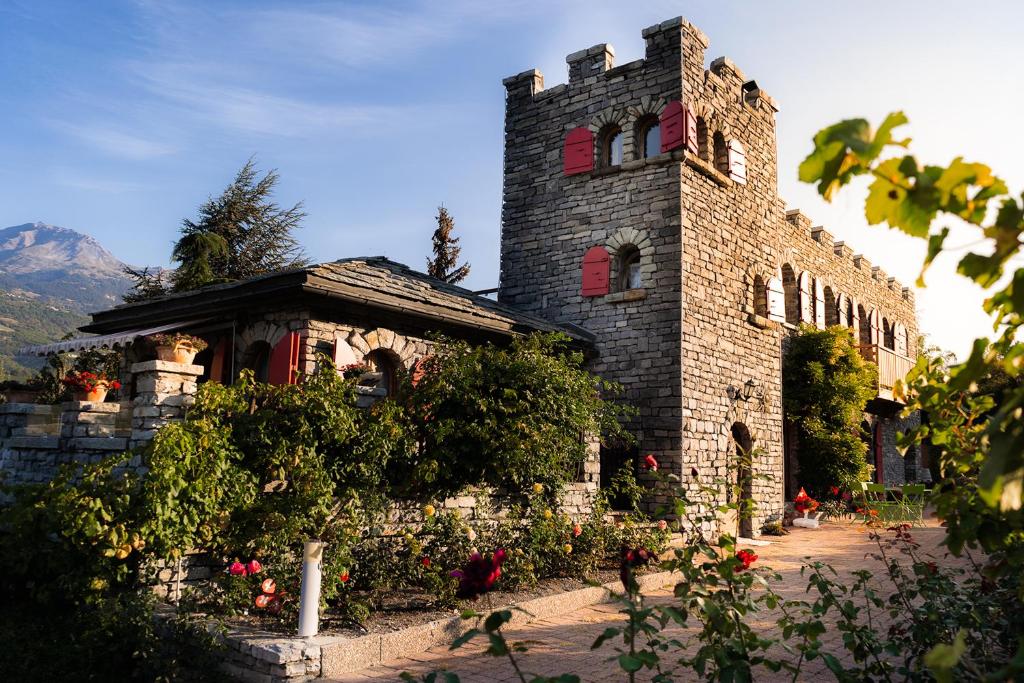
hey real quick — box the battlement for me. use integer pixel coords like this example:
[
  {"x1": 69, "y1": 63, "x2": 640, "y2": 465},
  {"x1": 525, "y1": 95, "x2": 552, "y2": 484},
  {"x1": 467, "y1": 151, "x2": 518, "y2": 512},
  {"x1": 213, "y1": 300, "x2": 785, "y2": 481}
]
[
  {"x1": 502, "y1": 15, "x2": 774, "y2": 110},
  {"x1": 783, "y1": 208, "x2": 913, "y2": 303}
]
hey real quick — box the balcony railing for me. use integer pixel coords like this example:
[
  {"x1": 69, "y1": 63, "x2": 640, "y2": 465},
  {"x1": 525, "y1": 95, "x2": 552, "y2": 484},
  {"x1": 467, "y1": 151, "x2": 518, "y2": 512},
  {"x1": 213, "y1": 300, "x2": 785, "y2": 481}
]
[{"x1": 857, "y1": 344, "x2": 915, "y2": 402}]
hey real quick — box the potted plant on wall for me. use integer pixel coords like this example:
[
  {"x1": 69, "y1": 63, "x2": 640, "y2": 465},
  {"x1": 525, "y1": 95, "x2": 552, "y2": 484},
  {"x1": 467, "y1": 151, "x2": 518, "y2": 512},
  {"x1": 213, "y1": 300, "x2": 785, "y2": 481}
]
[
  {"x1": 148, "y1": 333, "x2": 208, "y2": 365},
  {"x1": 61, "y1": 371, "x2": 121, "y2": 402}
]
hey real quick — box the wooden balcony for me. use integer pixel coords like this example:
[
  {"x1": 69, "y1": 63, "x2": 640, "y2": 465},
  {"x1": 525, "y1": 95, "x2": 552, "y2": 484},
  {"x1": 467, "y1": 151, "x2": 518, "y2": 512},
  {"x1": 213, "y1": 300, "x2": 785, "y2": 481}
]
[{"x1": 857, "y1": 344, "x2": 914, "y2": 404}]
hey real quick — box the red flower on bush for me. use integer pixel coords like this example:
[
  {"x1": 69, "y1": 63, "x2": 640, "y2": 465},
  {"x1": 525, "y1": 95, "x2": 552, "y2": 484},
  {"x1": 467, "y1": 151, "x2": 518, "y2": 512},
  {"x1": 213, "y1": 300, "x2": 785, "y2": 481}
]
[
  {"x1": 247, "y1": 559, "x2": 262, "y2": 575},
  {"x1": 620, "y1": 547, "x2": 655, "y2": 591},
  {"x1": 829, "y1": 486, "x2": 840, "y2": 496},
  {"x1": 339, "y1": 571, "x2": 350, "y2": 583},
  {"x1": 261, "y1": 578, "x2": 276, "y2": 594},
  {"x1": 736, "y1": 549, "x2": 758, "y2": 571},
  {"x1": 450, "y1": 549, "x2": 506, "y2": 599},
  {"x1": 61, "y1": 370, "x2": 121, "y2": 393},
  {"x1": 255, "y1": 594, "x2": 273, "y2": 609},
  {"x1": 643, "y1": 454, "x2": 658, "y2": 471},
  {"x1": 228, "y1": 561, "x2": 246, "y2": 576},
  {"x1": 421, "y1": 556, "x2": 431, "y2": 568},
  {"x1": 794, "y1": 487, "x2": 819, "y2": 514}
]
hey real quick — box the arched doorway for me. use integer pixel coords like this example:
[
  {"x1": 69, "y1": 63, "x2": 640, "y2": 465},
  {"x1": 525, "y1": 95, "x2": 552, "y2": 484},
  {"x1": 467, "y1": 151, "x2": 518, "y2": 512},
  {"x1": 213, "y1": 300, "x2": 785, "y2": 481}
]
[{"x1": 731, "y1": 422, "x2": 755, "y2": 538}]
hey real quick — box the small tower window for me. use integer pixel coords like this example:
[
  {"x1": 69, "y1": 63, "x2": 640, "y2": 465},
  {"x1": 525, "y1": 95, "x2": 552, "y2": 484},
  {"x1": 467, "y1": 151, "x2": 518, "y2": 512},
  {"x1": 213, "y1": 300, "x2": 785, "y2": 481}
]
[
  {"x1": 637, "y1": 116, "x2": 661, "y2": 159},
  {"x1": 601, "y1": 126, "x2": 623, "y2": 167},
  {"x1": 617, "y1": 245, "x2": 642, "y2": 291}
]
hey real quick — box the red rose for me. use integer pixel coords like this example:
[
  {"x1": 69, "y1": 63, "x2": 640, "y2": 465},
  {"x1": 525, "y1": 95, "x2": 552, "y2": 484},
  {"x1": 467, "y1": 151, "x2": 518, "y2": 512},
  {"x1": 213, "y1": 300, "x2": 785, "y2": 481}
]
[
  {"x1": 339, "y1": 571, "x2": 350, "y2": 583},
  {"x1": 736, "y1": 549, "x2": 758, "y2": 571},
  {"x1": 421, "y1": 556, "x2": 431, "y2": 568},
  {"x1": 450, "y1": 549, "x2": 506, "y2": 599},
  {"x1": 643, "y1": 454, "x2": 658, "y2": 471},
  {"x1": 228, "y1": 561, "x2": 246, "y2": 576},
  {"x1": 246, "y1": 559, "x2": 262, "y2": 575}
]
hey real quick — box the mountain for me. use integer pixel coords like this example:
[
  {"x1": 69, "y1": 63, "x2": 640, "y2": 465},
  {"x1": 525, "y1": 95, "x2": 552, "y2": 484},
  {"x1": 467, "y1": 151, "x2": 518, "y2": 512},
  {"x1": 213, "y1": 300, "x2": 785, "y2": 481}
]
[
  {"x1": 0, "y1": 222, "x2": 132, "y2": 313},
  {"x1": 0, "y1": 222, "x2": 133, "y2": 380}
]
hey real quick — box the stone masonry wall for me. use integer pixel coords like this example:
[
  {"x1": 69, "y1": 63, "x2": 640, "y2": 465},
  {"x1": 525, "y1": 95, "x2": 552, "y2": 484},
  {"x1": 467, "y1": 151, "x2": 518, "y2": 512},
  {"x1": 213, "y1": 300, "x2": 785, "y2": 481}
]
[{"x1": 498, "y1": 16, "x2": 920, "y2": 534}]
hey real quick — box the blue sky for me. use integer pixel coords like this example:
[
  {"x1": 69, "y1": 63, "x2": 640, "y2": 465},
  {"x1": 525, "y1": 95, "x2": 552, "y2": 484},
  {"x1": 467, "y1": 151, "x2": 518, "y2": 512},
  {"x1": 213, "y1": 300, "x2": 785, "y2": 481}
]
[{"x1": 1, "y1": 0, "x2": 1022, "y2": 358}]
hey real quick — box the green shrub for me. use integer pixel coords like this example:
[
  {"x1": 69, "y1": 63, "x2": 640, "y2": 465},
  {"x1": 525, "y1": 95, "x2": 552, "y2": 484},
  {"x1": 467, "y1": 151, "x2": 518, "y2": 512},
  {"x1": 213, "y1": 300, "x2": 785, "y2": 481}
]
[{"x1": 782, "y1": 325, "x2": 877, "y2": 496}]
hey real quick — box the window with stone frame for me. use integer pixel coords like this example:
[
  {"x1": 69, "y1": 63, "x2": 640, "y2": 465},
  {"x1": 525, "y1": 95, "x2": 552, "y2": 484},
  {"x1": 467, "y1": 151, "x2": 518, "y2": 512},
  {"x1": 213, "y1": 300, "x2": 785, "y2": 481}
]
[
  {"x1": 753, "y1": 274, "x2": 769, "y2": 318},
  {"x1": 363, "y1": 349, "x2": 401, "y2": 397},
  {"x1": 600, "y1": 125, "x2": 624, "y2": 167},
  {"x1": 616, "y1": 245, "x2": 642, "y2": 291},
  {"x1": 696, "y1": 116, "x2": 710, "y2": 161},
  {"x1": 636, "y1": 115, "x2": 661, "y2": 159},
  {"x1": 243, "y1": 340, "x2": 272, "y2": 383},
  {"x1": 713, "y1": 131, "x2": 729, "y2": 174}
]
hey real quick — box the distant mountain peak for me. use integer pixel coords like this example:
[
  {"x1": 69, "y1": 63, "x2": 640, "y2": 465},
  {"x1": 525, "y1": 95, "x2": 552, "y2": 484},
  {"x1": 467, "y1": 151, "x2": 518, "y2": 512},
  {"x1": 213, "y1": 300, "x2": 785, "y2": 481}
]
[{"x1": 0, "y1": 221, "x2": 132, "y2": 314}]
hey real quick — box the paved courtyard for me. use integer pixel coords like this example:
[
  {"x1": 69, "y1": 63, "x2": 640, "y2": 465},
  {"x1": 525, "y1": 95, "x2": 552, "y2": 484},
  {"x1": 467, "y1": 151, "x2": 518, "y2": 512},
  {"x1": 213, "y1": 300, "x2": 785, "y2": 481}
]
[{"x1": 327, "y1": 516, "x2": 957, "y2": 682}]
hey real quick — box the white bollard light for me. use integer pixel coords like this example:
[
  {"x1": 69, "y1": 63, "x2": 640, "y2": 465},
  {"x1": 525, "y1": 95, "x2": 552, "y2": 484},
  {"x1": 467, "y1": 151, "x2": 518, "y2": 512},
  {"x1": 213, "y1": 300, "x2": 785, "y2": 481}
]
[{"x1": 297, "y1": 541, "x2": 324, "y2": 637}]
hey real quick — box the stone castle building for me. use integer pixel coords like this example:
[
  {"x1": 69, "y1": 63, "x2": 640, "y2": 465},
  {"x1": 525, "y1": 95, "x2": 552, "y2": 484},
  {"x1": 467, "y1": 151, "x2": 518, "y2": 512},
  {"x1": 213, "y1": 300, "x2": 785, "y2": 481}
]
[
  {"x1": 9, "y1": 16, "x2": 922, "y2": 536},
  {"x1": 498, "y1": 17, "x2": 921, "y2": 532}
]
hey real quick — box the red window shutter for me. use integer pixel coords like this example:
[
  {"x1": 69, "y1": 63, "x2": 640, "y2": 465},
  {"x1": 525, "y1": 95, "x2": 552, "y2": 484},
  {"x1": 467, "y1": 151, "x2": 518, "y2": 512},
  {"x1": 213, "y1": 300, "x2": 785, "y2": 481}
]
[
  {"x1": 659, "y1": 101, "x2": 685, "y2": 153},
  {"x1": 684, "y1": 106, "x2": 699, "y2": 154},
  {"x1": 581, "y1": 246, "x2": 610, "y2": 297},
  {"x1": 268, "y1": 332, "x2": 301, "y2": 385},
  {"x1": 564, "y1": 127, "x2": 594, "y2": 176},
  {"x1": 208, "y1": 337, "x2": 229, "y2": 384},
  {"x1": 767, "y1": 277, "x2": 786, "y2": 322}
]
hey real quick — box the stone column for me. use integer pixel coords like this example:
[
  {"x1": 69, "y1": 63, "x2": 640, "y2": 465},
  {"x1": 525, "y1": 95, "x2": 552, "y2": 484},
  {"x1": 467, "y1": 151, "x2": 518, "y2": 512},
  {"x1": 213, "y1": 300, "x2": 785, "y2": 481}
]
[{"x1": 130, "y1": 360, "x2": 202, "y2": 447}]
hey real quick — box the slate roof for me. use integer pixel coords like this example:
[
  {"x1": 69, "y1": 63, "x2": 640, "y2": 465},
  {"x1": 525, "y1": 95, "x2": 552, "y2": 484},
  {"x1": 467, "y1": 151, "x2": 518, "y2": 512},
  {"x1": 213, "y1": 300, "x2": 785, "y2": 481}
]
[{"x1": 83, "y1": 257, "x2": 594, "y2": 344}]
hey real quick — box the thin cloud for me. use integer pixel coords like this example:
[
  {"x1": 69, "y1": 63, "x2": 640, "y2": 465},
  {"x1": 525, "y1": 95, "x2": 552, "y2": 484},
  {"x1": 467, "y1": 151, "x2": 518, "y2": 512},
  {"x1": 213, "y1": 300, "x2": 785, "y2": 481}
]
[
  {"x1": 128, "y1": 60, "x2": 422, "y2": 138},
  {"x1": 50, "y1": 121, "x2": 177, "y2": 160}
]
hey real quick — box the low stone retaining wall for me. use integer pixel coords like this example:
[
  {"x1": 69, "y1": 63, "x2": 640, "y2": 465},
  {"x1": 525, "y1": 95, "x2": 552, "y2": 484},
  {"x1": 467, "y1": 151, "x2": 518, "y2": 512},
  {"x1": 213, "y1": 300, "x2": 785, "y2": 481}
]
[{"x1": 173, "y1": 569, "x2": 677, "y2": 682}]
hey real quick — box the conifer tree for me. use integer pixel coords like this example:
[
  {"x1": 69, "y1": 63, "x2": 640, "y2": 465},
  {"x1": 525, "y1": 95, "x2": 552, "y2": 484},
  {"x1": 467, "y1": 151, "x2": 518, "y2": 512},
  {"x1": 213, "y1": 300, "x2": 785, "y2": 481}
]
[
  {"x1": 124, "y1": 158, "x2": 307, "y2": 301},
  {"x1": 426, "y1": 206, "x2": 470, "y2": 284}
]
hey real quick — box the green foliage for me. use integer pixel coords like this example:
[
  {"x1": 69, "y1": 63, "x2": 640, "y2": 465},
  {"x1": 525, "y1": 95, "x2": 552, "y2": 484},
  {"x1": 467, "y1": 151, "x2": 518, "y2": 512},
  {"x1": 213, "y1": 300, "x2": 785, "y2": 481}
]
[
  {"x1": 126, "y1": 158, "x2": 307, "y2": 300},
  {"x1": 403, "y1": 333, "x2": 634, "y2": 498},
  {"x1": 426, "y1": 206, "x2": 471, "y2": 284},
  {"x1": 782, "y1": 326, "x2": 877, "y2": 496}
]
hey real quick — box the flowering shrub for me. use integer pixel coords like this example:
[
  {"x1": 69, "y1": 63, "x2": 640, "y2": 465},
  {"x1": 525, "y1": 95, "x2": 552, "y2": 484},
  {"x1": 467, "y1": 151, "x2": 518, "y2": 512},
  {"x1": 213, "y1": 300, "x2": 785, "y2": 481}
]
[
  {"x1": 793, "y1": 487, "x2": 820, "y2": 515},
  {"x1": 61, "y1": 370, "x2": 121, "y2": 393}
]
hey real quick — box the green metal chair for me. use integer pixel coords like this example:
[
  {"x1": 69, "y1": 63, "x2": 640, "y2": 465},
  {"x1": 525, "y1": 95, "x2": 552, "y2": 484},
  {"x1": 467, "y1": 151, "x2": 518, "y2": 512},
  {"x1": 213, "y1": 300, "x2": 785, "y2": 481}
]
[
  {"x1": 900, "y1": 484, "x2": 928, "y2": 525},
  {"x1": 860, "y1": 482, "x2": 900, "y2": 522}
]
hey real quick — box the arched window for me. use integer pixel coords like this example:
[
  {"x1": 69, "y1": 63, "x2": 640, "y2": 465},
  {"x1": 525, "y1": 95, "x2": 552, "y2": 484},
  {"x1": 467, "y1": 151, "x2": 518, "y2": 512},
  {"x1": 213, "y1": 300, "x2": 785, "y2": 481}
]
[
  {"x1": 363, "y1": 349, "x2": 401, "y2": 397},
  {"x1": 696, "y1": 117, "x2": 709, "y2": 161},
  {"x1": 600, "y1": 125, "x2": 623, "y2": 167},
  {"x1": 753, "y1": 274, "x2": 768, "y2": 318},
  {"x1": 781, "y1": 264, "x2": 798, "y2": 325},
  {"x1": 637, "y1": 116, "x2": 661, "y2": 159},
  {"x1": 882, "y1": 317, "x2": 895, "y2": 350},
  {"x1": 857, "y1": 304, "x2": 870, "y2": 346},
  {"x1": 616, "y1": 245, "x2": 642, "y2": 291},
  {"x1": 243, "y1": 341, "x2": 272, "y2": 383},
  {"x1": 824, "y1": 287, "x2": 838, "y2": 327},
  {"x1": 713, "y1": 131, "x2": 728, "y2": 173}
]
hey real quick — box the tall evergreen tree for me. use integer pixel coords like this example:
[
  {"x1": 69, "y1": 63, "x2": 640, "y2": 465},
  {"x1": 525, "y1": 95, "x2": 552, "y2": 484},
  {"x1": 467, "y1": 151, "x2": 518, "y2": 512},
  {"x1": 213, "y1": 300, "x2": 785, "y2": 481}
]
[
  {"x1": 426, "y1": 206, "x2": 470, "y2": 284},
  {"x1": 124, "y1": 159, "x2": 307, "y2": 301}
]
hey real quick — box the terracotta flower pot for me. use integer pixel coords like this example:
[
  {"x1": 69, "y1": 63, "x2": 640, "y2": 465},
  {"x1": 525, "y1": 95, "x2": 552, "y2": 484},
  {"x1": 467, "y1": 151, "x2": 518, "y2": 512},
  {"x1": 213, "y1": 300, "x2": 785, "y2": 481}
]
[
  {"x1": 75, "y1": 386, "x2": 108, "y2": 403},
  {"x1": 156, "y1": 344, "x2": 198, "y2": 365}
]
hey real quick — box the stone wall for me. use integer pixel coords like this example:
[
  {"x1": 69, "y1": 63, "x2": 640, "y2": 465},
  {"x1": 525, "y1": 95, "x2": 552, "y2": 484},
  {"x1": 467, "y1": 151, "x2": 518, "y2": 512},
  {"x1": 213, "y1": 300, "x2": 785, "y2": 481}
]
[{"x1": 498, "y1": 16, "x2": 921, "y2": 534}]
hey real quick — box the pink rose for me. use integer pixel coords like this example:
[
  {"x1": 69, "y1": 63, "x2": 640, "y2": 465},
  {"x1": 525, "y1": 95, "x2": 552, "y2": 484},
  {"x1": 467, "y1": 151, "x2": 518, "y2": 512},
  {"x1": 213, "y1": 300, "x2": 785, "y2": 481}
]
[
  {"x1": 657, "y1": 520, "x2": 668, "y2": 531},
  {"x1": 246, "y1": 559, "x2": 262, "y2": 575},
  {"x1": 643, "y1": 454, "x2": 658, "y2": 471},
  {"x1": 572, "y1": 524, "x2": 583, "y2": 538},
  {"x1": 229, "y1": 561, "x2": 246, "y2": 576}
]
